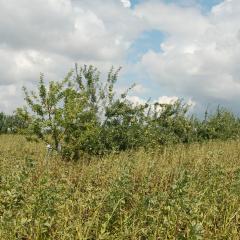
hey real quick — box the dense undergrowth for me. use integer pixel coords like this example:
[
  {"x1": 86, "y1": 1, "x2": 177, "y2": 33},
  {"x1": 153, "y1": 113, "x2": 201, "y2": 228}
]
[{"x1": 1, "y1": 135, "x2": 240, "y2": 239}]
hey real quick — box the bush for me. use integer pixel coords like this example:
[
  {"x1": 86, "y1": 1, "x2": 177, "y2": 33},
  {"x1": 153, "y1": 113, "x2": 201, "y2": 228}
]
[
  {"x1": 197, "y1": 107, "x2": 240, "y2": 141},
  {"x1": 0, "y1": 112, "x2": 26, "y2": 134},
  {"x1": 14, "y1": 64, "x2": 240, "y2": 160}
]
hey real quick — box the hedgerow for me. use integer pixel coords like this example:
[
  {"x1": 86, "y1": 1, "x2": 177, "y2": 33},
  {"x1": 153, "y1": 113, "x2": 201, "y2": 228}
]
[{"x1": 2, "y1": 64, "x2": 239, "y2": 160}]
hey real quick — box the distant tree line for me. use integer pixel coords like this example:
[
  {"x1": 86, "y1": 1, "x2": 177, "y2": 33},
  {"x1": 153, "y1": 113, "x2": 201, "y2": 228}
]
[
  {"x1": 1, "y1": 64, "x2": 240, "y2": 160},
  {"x1": 0, "y1": 112, "x2": 27, "y2": 134}
]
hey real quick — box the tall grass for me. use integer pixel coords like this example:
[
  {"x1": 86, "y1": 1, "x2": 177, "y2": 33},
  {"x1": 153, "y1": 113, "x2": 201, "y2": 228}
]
[{"x1": 1, "y1": 135, "x2": 240, "y2": 239}]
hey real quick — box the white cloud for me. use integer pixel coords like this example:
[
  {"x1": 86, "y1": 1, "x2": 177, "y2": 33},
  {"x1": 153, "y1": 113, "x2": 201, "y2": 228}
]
[
  {"x1": 0, "y1": 0, "x2": 142, "y2": 66},
  {"x1": 1, "y1": 0, "x2": 240, "y2": 114},
  {"x1": 134, "y1": 0, "x2": 240, "y2": 112},
  {"x1": 0, "y1": 85, "x2": 20, "y2": 113},
  {"x1": 135, "y1": 1, "x2": 209, "y2": 38},
  {"x1": 127, "y1": 95, "x2": 196, "y2": 114},
  {"x1": 127, "y1": 95, "x2": 146, "y2": 105},
  {"x1": 121, "y1": 0, "x2": 131, "y2": 8},
  {"x1": 157, "y1": 96, "x2": 178, "y2": 105},
  {"x1": 132, "y1": 84, "x2": 149, "y2": 94},
  {"x1": 0, "y1": 0, "x2": 143, "y2": 112}
]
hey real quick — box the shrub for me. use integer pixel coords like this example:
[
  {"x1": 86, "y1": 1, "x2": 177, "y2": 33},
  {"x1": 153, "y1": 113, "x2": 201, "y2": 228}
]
[
  {"x1": 197, "y1": 107, "x2": 240, "y2": 141},
  {"x1": 16, "y1": 64, "x2": 240, "y2": 160},
  {"x1": 0, "y1": 112, "x2": 26, "y2": 134}
]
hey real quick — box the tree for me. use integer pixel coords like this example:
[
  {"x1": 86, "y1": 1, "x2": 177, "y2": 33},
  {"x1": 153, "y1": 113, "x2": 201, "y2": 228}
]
[{"x1": 20, "y1": 65, "x2": 124, "y2": 160}]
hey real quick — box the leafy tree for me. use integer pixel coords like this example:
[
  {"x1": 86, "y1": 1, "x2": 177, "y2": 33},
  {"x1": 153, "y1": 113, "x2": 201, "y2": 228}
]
[
  {"x1": 18, "y1": 64, "x2": 240, "y2": 160},
  {"x1": 197, "y1": 107, "x2": 240, "y2": 140},
  {"x1": 102, "y1": 99, "x2": 148, "y2": 151},
  {"x1": 0, "y1": 112, "x2": 26, "y2": 134},
  {"x1": 19, "y1": 65, "x2": 125, "y2": 160},
  {"x1": 145, "y1": 100, "x2": 196, "y2": 145},
  {"x1": 0, "y1": 112, "x2": 8, "y2": 133}
]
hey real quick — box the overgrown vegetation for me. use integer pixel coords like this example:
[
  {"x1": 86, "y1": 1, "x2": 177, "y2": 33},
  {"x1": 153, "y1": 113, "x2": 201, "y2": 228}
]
[
  {"x1": 1, "y1": 135, "x2": 240, "y2": 239},
  {"x1": 1, "y1": 64, "x2": 240, "y2": 160},
  {"x1": 1, "y1": 65, "x2": 240, "y2": 239}
]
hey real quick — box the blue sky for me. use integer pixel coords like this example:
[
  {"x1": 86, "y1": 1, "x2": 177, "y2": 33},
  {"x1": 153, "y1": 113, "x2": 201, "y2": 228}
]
[
  {"x1": 124, "y1": 0, "x2": 227, "y2": 113},
  {"x1": 127, "y1": 30, "x2": 165, "y2": 63},
  {"x1": 128, "y1": 0, "x2": 224, "y2": 65},
  {"x1": 131, "y1": 0, "x2": 223, "y2": 9}
]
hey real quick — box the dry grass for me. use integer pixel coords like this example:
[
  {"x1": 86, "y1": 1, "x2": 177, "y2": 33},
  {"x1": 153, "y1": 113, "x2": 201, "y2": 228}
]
[{"x1": 1, "y1": 135, "x2": 240, "y2": 239}]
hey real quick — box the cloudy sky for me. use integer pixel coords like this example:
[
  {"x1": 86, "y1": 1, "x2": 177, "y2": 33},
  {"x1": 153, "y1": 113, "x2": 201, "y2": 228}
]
[{"x1": 1, "y1": 0, "x2": 240, "y2": 114}]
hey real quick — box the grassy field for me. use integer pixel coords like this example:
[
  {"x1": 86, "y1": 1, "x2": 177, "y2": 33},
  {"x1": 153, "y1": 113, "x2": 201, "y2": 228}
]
[{"x1": 1, "y1": 136, "x2": 240, "y2": 239}]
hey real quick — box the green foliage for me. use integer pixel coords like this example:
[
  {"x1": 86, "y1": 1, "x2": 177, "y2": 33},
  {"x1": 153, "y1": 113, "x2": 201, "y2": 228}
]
[
  {"x1": 102, "y1": 99, "x2": 148, "y2": 151},
  {"x1": 19, "y1": 70, "x2": 98, "y2": 160},
  {"x1": 0, "y1": 112, "x2": 26, "y2": 134},
  {"x1": 7, "y1": 64, "x2": 240, "y2": 160},
  {"x1": 0, "y1": 112, "x2": 8, "y2": 133},
  {"x1": 146, "y1": 100, "x2": 197, "y2": 145},
  {"x1": 197, "y1": 107, "x2": 240, "y2": 141},
  {"x1": 1, "y1": 135, "x2": 240, "y2": 239}
]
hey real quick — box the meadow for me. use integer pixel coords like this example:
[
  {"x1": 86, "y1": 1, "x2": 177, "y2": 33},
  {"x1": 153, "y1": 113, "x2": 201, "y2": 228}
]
[{"x1": 1, "y1": 135, "x2": 240, "y2": 239}]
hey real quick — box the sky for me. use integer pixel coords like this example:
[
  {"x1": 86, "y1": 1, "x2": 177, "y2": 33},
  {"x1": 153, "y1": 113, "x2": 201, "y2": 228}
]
[{"x1": 0, "y1": 0, "x2": 240, "y2": 115}]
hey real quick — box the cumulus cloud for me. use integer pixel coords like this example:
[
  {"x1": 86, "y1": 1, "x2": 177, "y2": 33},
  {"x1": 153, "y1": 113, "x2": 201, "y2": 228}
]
[
  {"x1": 0, "y1": 85, "x2": 20, "y2": 113},
  {"x1": 0, "y1": 0, "x2": 240, "y2": 114},
  {"x1": 0, "y1": 0, "x2": 143, "y2": 112},
  {"x1": 127, "y1": 95, "x2": 146, "y2": 105},
  {"x1": 135, "y1": 0, "x2": 240, "y2": 112},
  {"x1": 127, "y1": 95, "x2": 196, "y2": 115},
  {"x1": 157, "y1": 96, "x2": 195, "y2": 109},
  {"x1": 121, "y1": 0, "x2": 131, "y2": 8},
  {"x1": 0, "y1": 0, "x2": 141, "y2": 62},
  {"x1": 132, "y1": 84, "x2": 149, "y2": 94},
  {"x1": 157, "y1": 96, "x2": 178, "y2": 104}
]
